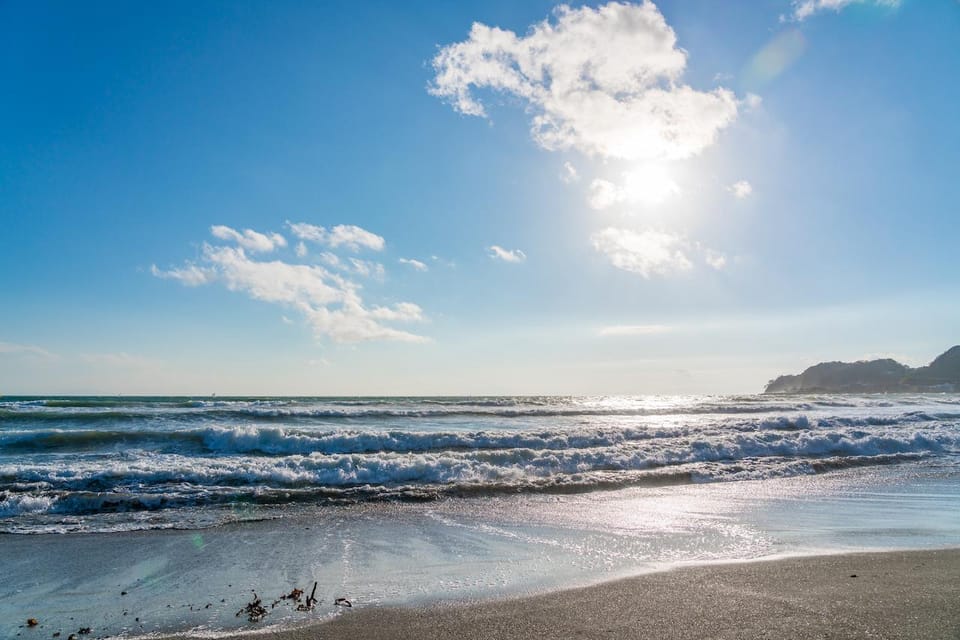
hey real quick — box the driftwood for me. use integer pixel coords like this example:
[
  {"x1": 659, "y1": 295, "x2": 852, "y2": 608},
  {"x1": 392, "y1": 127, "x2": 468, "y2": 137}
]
[{"x1": 297, "y1": 582, "x2": 319, "y2": 611}]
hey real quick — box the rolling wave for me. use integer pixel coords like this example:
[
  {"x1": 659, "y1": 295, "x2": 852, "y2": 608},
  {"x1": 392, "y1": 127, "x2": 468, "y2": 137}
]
[
  {"x1": 2, "y1": 394, "x2": 958, "y2": 533},
  {"x1": 0, "y1": 411, "x2": 953, "y2": 456}
]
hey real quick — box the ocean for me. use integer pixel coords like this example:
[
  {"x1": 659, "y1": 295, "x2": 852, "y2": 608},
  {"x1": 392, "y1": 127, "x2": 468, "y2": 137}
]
[{"x1": 1, "y1": 394, "x2": 959, "y2": 637}]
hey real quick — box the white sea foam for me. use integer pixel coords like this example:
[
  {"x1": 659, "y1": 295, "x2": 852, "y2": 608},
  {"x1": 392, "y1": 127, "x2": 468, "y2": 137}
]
[
  {"x1": 0, "y1": 493, "x2": 57, "y2": 517},
  {"x1": 1, "y1": 394, "x2": 959, "y2": 531}
]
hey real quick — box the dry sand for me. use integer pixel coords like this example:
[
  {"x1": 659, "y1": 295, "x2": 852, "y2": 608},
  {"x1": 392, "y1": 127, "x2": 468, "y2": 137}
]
[{"x1": 203, "y1": 549, "x2": 960, "y2": 640}]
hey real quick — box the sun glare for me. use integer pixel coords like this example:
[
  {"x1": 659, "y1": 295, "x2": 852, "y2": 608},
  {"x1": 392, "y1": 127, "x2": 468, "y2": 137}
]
[{"x1": 621, "y1": 163, "x2": 682, "y2": 206}]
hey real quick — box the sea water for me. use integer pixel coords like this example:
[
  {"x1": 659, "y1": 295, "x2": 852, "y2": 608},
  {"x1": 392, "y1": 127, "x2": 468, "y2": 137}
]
[{"x1": 1, "y1": 395, "x2": 958, "y2": 637}]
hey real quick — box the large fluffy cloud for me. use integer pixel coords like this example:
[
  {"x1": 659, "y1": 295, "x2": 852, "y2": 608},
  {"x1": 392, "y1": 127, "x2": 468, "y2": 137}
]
[
  {"x1": 153, "y1": 224, "x2": 426, "y2": 344},
  {"x1": 430, "y1": 1, "x2": 739, "y2": 162}
]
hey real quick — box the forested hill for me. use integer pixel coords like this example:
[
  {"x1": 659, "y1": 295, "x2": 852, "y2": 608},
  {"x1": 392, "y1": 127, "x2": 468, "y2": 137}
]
[{"x1": 764, "y1": 346, "x2": 960, "y2": 393}]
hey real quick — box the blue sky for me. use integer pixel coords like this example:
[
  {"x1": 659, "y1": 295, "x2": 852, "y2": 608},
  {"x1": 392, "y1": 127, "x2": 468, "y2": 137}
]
[{"x1": 1, "y1": 0, "x2": 958, "y2": 395}]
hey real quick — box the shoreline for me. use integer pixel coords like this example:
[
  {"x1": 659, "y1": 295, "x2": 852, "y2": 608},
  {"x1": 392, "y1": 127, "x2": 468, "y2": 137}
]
[{"x1": 164, "y1": 547, "x2": 960, "y2": 640}]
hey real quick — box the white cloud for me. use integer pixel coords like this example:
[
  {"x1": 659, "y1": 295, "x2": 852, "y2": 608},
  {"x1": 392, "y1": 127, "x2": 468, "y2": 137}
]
[
  {"x1": 286, "y1": 222, "x2": 385, "y2": 252},
  {"x1": 590, "y1": 228, "x2": 692, "y2": 277},
  {"x1": 150, "y1": 263, "x2": 215, "y2": 286},
  {"x1": 588, "y1": 180, "x2": 620, "y2": 210},
  {"x1": 704, "y1": 249, "x2": 728, "y2": 270},
  {"x1": 399, "y1": 258, "x2": 429, "y2": 272},
  {"x1": 348, "y1": 258, "x2": 386, "y2": 279},
  {"x1": 317, "y1": 252, "x2": 342, "y2": 268},
  {"x1": 154, "y1": 226, "x2": 426, "y2": 344},
  {"x1": 80, "y1": 352, "x2": 154, "y2": 368},
  {"x1": 788, "y1": 0, "x2": 900, "y2": 21},
  {"x1": 743, "y1": 93, "x2": 763, "y2": 110},
  {"x1": 210, "y1": 225, "x2": 286, "y2": 253},
  {"x1": 488, "y1": 245, "x2": 527, "y2": 263},
  {"x1": 295, "y1": 241, "x2": 308, "y2": 258},
  {"x1": 302, "y1": 302, "x2": 428, "y2": 344},
  {"x1": 561, "y1": 161, "x2": 580, "y2": 183},
  {"x1": 203, "y1": 245, "x2": 346, "y2": 307},
  {"x1": 588, "y1": 164, "x2": 681, "y2": 210},
  {"x1": 598, "y1": 324, "x2": 670, "y2": 337},
  {"x1": 431, "y1": 255, "x2": 457, "y2": 269},
  {"x1": 727, "y1": 180, "x2": 753, "y2": 199},
  {"x1": 369, "y1": 302, "x2": 425, "y2": 322},
  {"x1": 430, "y1": 1, "x2": 739, "y2": 162},
  {"x1": 0, "y1": 341, "x2": 56, "y2": 358}
]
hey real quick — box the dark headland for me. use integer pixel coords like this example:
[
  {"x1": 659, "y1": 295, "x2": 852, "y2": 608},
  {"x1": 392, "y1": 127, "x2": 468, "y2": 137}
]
[{"x1": 764, "y1": 345, "x2": 960, "y2": 394}]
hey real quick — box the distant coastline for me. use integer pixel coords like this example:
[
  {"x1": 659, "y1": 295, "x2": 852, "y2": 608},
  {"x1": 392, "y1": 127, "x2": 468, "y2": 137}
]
[{"x1": 764, "y1": 346, "x2": 960, "y2": 394}]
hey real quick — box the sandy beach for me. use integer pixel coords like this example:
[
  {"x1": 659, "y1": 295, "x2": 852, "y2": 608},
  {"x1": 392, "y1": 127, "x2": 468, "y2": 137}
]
[{"x1": 200, "y1": 549, "x2": 960, "y2": 640}]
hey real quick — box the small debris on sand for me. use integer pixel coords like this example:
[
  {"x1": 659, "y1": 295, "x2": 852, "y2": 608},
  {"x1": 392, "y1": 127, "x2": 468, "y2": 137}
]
[
  {"x1": 236, "y1": 592, "x2": 268, "y2": 623},
  {"x1": 27, "y1": 619, "x2": 39, "y2": 627}
]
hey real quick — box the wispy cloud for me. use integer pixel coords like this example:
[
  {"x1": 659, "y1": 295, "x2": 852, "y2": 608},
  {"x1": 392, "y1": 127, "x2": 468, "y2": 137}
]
[
  {"x1": 704, "y1": 249, "x2": 728, "y2": 271},
  {"x1": 0, "y1": 341, "x2": 57, "y2": 359},
  {"x1": 153, "y1": 225, "x2": 427, "y2": 344},
  {"x1": 598, "y1": 325, "x2": 671, "y2": 337},
  {"x1": 150, "y1": 263, "x2": 215, "y2": 286},
  {"x1": 591, "y1": 228, "x2": 692, "y2": 278},
  {"x1": 80, "y1": 352, "x2": 155, "y2": 368},
  {"x1": 787, "y1": 0, "x2": 900, "y2": 22},
  {"x1": 430, "y1": 1, "x2": 739, "y2": 162},
  {"x1": 347, "y1": 258, "x2": 385, "y2": 280},
  {"x1": 487, "y1": 245, "x2": 527, "y2": 263},
  {"x1": 211, "y1": 225, "x2": 286, "y2": 253},
  {"x1": 286, "y1": 222, "x2": 385, "y2": 252},
  {"x1": 727, "y1": 180, "x2": 753, "y2": 199},
  {"x1": 399, "y1": 258, "x2": 428, "y2": 272},
  {"x1": 560, "y1": 162, "x2": 579, "y2": 184}
]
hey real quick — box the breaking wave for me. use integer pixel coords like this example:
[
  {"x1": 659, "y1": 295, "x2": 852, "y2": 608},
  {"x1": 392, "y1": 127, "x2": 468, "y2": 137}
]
[{"x1": 1, "y1": 394, "x2": 958, "y2": 532}]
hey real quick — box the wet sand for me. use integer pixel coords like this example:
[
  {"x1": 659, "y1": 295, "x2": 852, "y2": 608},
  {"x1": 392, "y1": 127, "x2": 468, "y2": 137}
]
[{"x1": 204, "y1": 548, "x2": 960, "y2": 640}]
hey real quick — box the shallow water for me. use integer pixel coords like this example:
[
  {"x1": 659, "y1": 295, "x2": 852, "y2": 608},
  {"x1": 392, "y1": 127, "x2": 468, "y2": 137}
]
[{"x1": 1, "y1": 462, "x2": 958, "y2": 638}]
